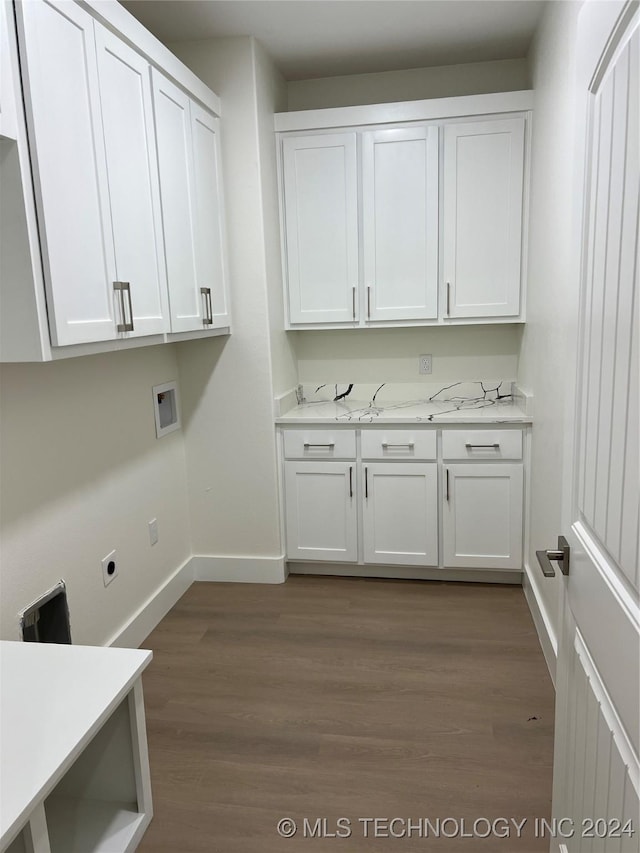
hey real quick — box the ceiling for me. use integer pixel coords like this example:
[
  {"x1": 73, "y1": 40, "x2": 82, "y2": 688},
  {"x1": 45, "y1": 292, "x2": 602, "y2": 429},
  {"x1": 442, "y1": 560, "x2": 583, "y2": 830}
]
[{"x1": 121, "y1": 0, "x2": 546, "y2": 80}]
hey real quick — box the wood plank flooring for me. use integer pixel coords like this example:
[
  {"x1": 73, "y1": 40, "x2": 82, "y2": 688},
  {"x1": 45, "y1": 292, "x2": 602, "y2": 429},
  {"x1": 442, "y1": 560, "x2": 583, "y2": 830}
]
[{"x1": 137, "y1": 576, "x2": 555, "y2": 852}]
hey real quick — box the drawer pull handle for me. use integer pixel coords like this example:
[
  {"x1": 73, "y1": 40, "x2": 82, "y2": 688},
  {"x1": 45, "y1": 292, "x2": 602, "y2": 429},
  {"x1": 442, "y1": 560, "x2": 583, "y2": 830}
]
[
  {"x1": 465, "y1": 443, "x2": 500, "y2": 449},
  {"x1": 303, "y1": 443, "x2": 335, "y2": 449},
  {"x1": 365, "y1": 466, "x2": 369, "y2": 499},
  {"x1": 381, "y1": 442, "x2": 415, "y2": 449},
  {"x1": 349, "y1": 466, "x2": 353, "y2": 498},
  {"x1": 446, "y1": 468, "x2": 450, "y2": 502}
]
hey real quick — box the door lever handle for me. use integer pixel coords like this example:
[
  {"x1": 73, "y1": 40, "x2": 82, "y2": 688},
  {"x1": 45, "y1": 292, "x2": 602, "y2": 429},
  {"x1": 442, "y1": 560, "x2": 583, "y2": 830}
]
[{"x1": 536, "y1": 536, "x2": 570, "y2": 577}]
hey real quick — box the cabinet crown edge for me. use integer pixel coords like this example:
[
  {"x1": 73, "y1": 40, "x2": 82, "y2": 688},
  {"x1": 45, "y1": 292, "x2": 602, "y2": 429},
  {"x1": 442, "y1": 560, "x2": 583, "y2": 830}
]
[{"x1": 274, "y1": 89, "x2": 534, "y2": 133}]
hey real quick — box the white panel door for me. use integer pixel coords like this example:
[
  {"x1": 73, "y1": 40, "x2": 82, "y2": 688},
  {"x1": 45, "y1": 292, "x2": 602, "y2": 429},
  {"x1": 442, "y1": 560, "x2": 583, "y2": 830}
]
[
  {"x1": 362, "y1": 127, "x2": 439, "y2": 321},
  {"x1": 16, "y1": 0, "x2": 117, "y2": 345},
  {"x1": 284, "y1": 461, "x2": 357, "y2": 562},
  {"x1": 549, "y1": 4, "x2": 639, "y2": 848},
  {"x1": 191, "y1": 102, "x2": 231, "y2": 328},
  {"x1": 94, "y1": 24, "x2": 168, "y2": 338},
  {"x1": 362, "y1": 463, "x2": 438, "y2": 566},
  {"x1": 151, "y1": 69, "x2": 203, "y2": 333},
  {"x1": 282, "y1": 133, "x2": 359, "y2": 325},
  {"x1": 443, "y1": 463, "x2": 523, "y2": 569},
  {"x1": 443, "y1": 117, "x2": 524, "y2": 318}
]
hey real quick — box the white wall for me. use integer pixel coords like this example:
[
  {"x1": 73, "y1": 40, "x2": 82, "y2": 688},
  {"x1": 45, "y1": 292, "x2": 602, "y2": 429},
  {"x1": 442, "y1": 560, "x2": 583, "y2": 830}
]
[
  {"x1": 296, "y1": 325, "x2": 522, "y2": 384},
  {"x1": 287, "y1": 57, "x2": 529, "y2": 110},
  {"x1": 254, "y1": 40, "x2": 298, "y2": 397},
  {"x1": 170, "y1": 37, "x2": 283, "y2": 560},
  {"x1": 519, "y1": 0, "x2": 582, "y2": 655},
  {"x1": 0, "y1": 346, "x2": 191, "y2": 644}
]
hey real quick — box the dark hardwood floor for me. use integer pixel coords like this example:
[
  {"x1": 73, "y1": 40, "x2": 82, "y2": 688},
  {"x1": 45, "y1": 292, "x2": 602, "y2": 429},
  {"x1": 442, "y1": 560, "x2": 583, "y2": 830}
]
[{"x1": 137, "y1": 576, "x2": 555, "y2": 852}]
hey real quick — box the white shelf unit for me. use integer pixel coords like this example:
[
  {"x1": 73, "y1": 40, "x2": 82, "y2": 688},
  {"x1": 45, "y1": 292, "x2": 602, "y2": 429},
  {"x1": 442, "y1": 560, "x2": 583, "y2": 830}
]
[{"x1": 0, "y1": 642, "x2": 153, "y2": 853}]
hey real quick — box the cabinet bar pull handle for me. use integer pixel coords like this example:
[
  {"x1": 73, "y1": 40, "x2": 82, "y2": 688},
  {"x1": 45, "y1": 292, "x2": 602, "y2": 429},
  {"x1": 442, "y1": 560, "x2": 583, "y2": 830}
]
[
  {"x1": 367, "y1": 285, "x2": 371, "y2": 319},
  {"x1": 446, "y1": 468, "x2": 450, "y2": 502},
  {"x1": 201, "y1": 287, "x2": 213, "y2": 325},
  {"x1": 446, "y1": 282, "x2": 451, "y2": 316},
  {"x1": 381, "y1": 442, "x2": 415, "y2": 449},
  {"x1": 349, "y1": 466, "x2": 353, "y2": 498},
  {"x1": 303, "y1": 442, "x2": 335, "y2": 448},
  {"x1": 352, "y1": 286, "x2": 356, "y2": 320},
  {"x1": 365, "y1": 466, "x2": 369, "y2": 499},
  {"x1": 113, "y1": 282, "x2": 134, "y2": 332},
  {"x1": 465, "y1": 443, "x2": 500, "y2": 449}
]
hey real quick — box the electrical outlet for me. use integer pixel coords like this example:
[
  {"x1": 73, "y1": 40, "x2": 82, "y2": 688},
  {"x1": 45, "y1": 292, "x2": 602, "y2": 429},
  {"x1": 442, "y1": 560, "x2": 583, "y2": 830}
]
[
  {"x1": 419, "y1": 354, "x2": 432, "y2": 375},
  {"x1": 101, "y1": 550, "x2": 118, "y2": 587},
  {"x1": 149, "y1": 518, "x2": 158, "y2": 546}
]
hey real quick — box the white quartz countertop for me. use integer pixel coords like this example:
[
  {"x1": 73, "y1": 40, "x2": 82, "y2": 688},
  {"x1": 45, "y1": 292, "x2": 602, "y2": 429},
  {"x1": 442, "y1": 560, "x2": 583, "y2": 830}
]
[
  {"x1": 277, "y1": 399, "x2": 530, "y2": 424},
  {"x1": 276, "y1": 381, "x2": 532, "y2": 425}
]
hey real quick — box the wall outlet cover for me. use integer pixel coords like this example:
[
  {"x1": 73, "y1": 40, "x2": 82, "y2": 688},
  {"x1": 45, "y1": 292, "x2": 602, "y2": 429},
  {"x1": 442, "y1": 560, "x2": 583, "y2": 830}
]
[
  {"x1": 101, "y1": 550, "x2": 118, "y2": 587},
  {"x1": 419, "y1": 354, "x2": 432, "y2": 375}
]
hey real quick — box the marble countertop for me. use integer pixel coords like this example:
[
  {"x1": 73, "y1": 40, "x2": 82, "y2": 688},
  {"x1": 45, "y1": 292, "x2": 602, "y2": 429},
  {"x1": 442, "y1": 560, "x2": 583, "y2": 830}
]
[{"x1": 276, "y1": 381, "x2": 532, "y2": 425}]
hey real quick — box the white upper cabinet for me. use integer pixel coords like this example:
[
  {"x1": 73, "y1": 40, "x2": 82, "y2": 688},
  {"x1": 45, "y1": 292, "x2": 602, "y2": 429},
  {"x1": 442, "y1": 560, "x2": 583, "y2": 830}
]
[
  {"x1": 362, "y1": 127, "x2": 438, "y2": 322},
  {"x1": 276, "y1": 94, "x2": 531, "y2": 329},
  {"x1": 442, "y1": 117, "x2": 525, "y2": 318},
  {"x1": 152, "y1": 71, "x2": 201, "y2": 333},
  {"x1": 191, "y1": 102, "x2": 230, "y2": 328},
  {"x1": 152, "y1": 70, "x2": 230, "y2": 333},
  {"x1": 17, "y1": 0, "x2": 118, "y2": 346},
  {"x1": 0, "y1": 0, "x2": 18, "y2": 140},
  {"x1": 282, "y1": 133, "x2": 359, "y2": 324},
  {"x1": 3, "y1": 0, "x2": 229, "y2": 360},
  {"x1": 94, "y1": 23, "x2": 168, "y2": 338}
]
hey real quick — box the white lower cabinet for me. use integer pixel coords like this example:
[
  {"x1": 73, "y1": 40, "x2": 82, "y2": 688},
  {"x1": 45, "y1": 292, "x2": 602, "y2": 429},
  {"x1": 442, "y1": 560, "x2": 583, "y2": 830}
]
[
  {"x1": 362, "y1": 463, "x2": 438, "y2": 566},
  {"x1": 284, "y1": 461, "x2": 358, "y2": 562},
  {"x1": 442, "y1": 463, "x2": 523, "y2": 569},
  {"x1": 281, "y1": 426, "x2": 526, "y2": 575}
]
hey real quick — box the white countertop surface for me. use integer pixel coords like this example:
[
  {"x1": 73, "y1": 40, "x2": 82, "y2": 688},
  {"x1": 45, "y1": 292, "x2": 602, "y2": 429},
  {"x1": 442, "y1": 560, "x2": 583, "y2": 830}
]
[
  {"x1": 277, "y1": 399, "x2": 531, "y2": 424},
  {"x1": 0, "y1": 641, "x2": 152, "y2": 847}
]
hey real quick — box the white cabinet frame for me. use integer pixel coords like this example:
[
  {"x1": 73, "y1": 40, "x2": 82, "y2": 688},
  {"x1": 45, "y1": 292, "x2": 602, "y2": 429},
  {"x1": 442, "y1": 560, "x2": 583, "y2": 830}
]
[{"x1": 276, "y1": 91, "x2": 533, "y2": 331}]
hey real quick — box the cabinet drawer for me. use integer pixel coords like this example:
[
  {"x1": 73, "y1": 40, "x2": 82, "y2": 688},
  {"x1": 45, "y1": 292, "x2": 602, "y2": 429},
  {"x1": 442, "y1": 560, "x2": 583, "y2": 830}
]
[
  {"x1": 283, "y1": 429, "x2": 356, "y2": 459},
  {"x1": 361, "y1": 429, "x2": 436, "y2": 460},
  {"x1": 442, "y1": 429, "x2": 522, "y2": 460}
]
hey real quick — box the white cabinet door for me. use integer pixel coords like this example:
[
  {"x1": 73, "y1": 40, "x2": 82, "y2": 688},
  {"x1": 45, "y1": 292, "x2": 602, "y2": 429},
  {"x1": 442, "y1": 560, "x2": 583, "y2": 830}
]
[
  {"x1": 362, "y1": 127, "x2": 438, "y2": 321},
  {"x1": 16, "y1": 0, "x2": 117, "y2": 346},
  {"x1": 363, "y1": 463, "x2": 438, "y2": 566},
  {"x1": 151, "y1": 70, "x2": 203, "y2": 333},
  {"x1": 282, "y1": 133, "x2": 359, "y2": 325},
  {"x1": 443, "y1": 463, "x2": 523, "y2": 569},
  {"x1": 284, "y1": 461, "x2": 357, "y2": 562},
  {"x1": 191, "y1": 102, "x2": 230, "y2": 328},
  {"x1": 0, "y1": 0, "x2": 18, "y2": 140},
  {"x1": 443, "y1": 117, "x2": 525, "y2": 318},
  {"x1": 94, "y1": 24, "x2": 168, "y2": 338}
]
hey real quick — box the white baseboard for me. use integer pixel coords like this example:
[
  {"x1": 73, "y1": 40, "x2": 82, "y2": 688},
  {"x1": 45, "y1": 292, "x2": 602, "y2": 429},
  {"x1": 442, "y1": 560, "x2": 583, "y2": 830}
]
[
  {"x1": 107, "y1": 559, "x2": 194, "y2": 649},
  {"x1": 191, "y1": 554, "x2": 287, "y2": 584},
  {"x1": 523, "y1": 561, "x2": 558, "y2": 686},
  {"x1": 288, "y1": 562, "x2": 522, "y2": 584}
]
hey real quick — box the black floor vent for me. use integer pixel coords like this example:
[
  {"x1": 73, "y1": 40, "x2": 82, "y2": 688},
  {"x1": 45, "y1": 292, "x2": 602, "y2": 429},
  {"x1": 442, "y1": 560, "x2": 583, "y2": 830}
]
[{"x1": 20, "y1": 580, "x2": 72, "y2": 643}]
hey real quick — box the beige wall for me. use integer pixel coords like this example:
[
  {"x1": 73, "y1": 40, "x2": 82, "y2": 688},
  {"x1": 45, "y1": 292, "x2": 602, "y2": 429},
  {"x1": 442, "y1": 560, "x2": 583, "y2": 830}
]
[
  {"x1": 0, "y1": 346, "x2": 191, "y2": 644},
  {"x1": 519, "y1": 0, "x2": 582, "y2": 651},
  {"x1": 171, "y1": 37, "x2": 283, "y2": 559},
  {"x1": 287, "y1": 57, "x2": 529, "y2": 111},
  {"x1": 296, "y1": 325, "x2": 522, "y2": 384}
]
